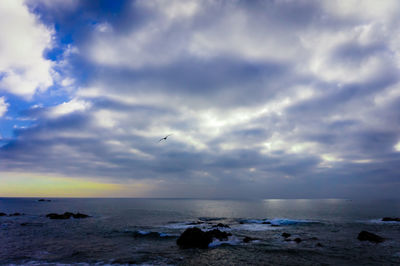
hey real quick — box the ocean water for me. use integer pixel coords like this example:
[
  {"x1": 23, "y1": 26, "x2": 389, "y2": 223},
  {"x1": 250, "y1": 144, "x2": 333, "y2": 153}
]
[{"x1": 1, "y1": 198, "x2": 400, "y2": 265}]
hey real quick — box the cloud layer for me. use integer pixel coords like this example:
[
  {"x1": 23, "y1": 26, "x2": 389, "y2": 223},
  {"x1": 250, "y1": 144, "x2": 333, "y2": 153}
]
[{"x1": 1, "y1": 0, "x2": 400, "y2": 198}]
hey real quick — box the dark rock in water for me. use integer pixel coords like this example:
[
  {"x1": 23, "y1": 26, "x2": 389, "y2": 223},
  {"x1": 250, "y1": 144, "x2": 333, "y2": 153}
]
[
  {"x1": 38, "y1": 199, "x2": 51, "y2": 202},
  {"x1": 73, "y1": 212, "x2": 90, "y2": 219},
  {"x1": 294, "y1": 238, "x2": 302, "y2": 243},
  {"x1": 262, "y1": 221, "x2": 271, "y2": 224},
  {"x1": 382, "y1": 217, "x2": 400, "y2": 222},
  {"x1": 212, "y1": 223, "x2": 230, "y2": 228},
  {"x1": 177, "y1": 227, "x2": 212, "y2": 249},
  {"x1": 176, "y1": 228, "x2": 232, "y2": 249},
  {"x1": 282, "y1": 232, "x2": 291, "y2": 238},
  {"x1": 243, "y1": 236, "x2": 258, "y2": 243},
  {"x1": 46, "y1": 212, "x2": 72, "y2": 219},
  {"x1": 9, "y1": 213, "x2": 21, "y2": 216},
  {"x1": 316, "y1": 242, "x2": 323, "y2": 247},
  {"x1": 207, "y1": 229, "x2": 231, "y2": 241},
  {"x1": 46, "y1": 212, "x2": 90, "y2": 219},
  {"x1": 21, "y1": 222, "x2": 43, "y2": 227},
  {"x1": 0, "y1": 212, "x2": 6, "y2": 216},
  {"x1": 357, "y1": 231, "x2": 384, "y2": 243}
]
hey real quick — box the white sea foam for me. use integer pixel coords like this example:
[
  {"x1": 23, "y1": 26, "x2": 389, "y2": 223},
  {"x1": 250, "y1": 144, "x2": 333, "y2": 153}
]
[
  {"x1": 232, "y1": 223, "x2": 279, "y2": 231},
  {"x1": 208, "y1": 235, "x2": 241, "y2": 247},
  {"x1": 164, "y1": 222, "x2": 207, "y2": 230},
  {"x1": 366, "y1": 218, "x2": 400, "y2": 224},
  {"x1": 125, "y1": 229, "x2": 177, "y2": 238},
  {"x1": 240, "y1": 218, "x2": 318, "y2": 225}
]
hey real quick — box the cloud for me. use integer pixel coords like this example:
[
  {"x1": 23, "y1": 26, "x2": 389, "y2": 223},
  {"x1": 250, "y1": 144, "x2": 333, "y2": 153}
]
[
  {"x1": 1, "y1": 0, "x2": 400, "y2": 198},
  {"x1": 0, "y1": 97, "x2": 9, "y2": 117},
  {"x1": 0, "y1": 0, "x2": 55, "y2": 99}
]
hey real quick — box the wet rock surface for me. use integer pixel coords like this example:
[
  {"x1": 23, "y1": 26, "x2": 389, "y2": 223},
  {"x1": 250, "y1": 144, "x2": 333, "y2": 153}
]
[
  {"x1": 382, "y1": 217, "x2": 400, "y2": 222},
  {"x1": 176, "y1": 228, "x2": 232, "y2": 249},
  {"x1": 46, "y1": 212, "x2": 90, "y2": 219},
  {"x1": 357, "y1": 231, "x2": 384, "y2": 243},
  {"x1": 243, "y1": 236, "x2": 258, "y2": 243},
  {"x1": 38, "y1": 199, "x2": 51, "y2": 202},
  {"x1": 212, "y1": 223, "x2": 230, "y2": 228}
]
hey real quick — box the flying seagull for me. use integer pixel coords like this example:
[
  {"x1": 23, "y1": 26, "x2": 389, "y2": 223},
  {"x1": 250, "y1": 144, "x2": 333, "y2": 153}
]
[{"x1": 159, "y1": 134, "x2": 172, "y2": 142}]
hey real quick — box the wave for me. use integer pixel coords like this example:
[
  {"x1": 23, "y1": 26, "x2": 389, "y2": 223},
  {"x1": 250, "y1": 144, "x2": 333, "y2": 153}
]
[
  {"x1": 164, "y1": 221, "x2": 207, "y2": 230},
  {"x1": 125, "y1": 229, "x2": 177, "y2": 238},
  {"x1": 208, "y1": 235, "x2": 242, "y2": 247},
  {"x1": 365, "y1": 219, "x2": 400, "y2": 224},
  {"x1": 239, "y1": 218, "x2": 319, "y2": 226},
  {"x1": 232, "y1": 223, "x2": 280, "y2": 231},
  {"x1": 198, "y1": 217, "x2": 226, "y2": 222}
]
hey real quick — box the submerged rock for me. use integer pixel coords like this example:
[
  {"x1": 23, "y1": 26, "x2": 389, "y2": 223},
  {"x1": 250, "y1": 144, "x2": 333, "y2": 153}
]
[
  {"x1": 21, "y1": 222, "x2": 43, "y2": 227},
  {"x1": 243, "y1": 236, "x2": 258, "y2": 243},
  {"x1": 282, "y1": 232, "x2": 291, "y2": 238},
  {"x1": 73, "y1": 212, "x2": 90, "y2": 219},
  {"x1": 176, "y1": 228, "x2": 232, "y2": 249},
  {"x1": 382, "y1": 217, "x2": 400, "y2": 222},
  {"x1": 38, "y1": 199, "x2": 51, "y2": 202},
  {"x1": 46, "y1": 212, "x2": 90, "y2": 219},
  {"x1": 294, "y1": 238, "x2": 302, "y2": 243},
  {"x1": 0, "y1": 213, "x2": 6, "y2": 216},
  {"x1": 357, "y1": 231, "x2": 384, "y2": 243},
  {"x1": 9, "y1": 213, "x2": 21, "y2": 216},
  {"x1": 212, "y1": 223, "x2": 230, "y2": 228}
]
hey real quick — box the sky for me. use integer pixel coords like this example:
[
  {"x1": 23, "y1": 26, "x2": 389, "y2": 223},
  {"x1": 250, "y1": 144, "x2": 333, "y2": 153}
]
[{"x1": 0, "y1": 0, "x2": 400, "y2": 198}]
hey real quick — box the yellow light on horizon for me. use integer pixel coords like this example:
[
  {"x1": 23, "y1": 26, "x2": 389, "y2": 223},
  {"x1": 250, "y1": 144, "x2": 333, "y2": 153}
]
[{"x1": 0, "y1": 172, "x2": 148, "y2": 197}]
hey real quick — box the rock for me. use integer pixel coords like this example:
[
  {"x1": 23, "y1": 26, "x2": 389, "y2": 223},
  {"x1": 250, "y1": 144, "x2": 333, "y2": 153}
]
[
  {"x1": 177, "y1": 227, "x2": 212, "y2": 249},
  {"x1": 72, "y1": 212, "x2": 90, "y2": 219},
  {"x1": 46, "y1": 212, "x2": 90, "y2": 219},
  {"x1": 282, "y1": 232, "x2": 291, "y2": 238},
  {"x1": 357, "y1": 231, "x2": 384, "y2": 243},
  {"x1": 46, "y1": 212, "x2": 73, "y2": 219},
  {"x1": 294, "y1": 238, "x2": 302, "y2": 243},
  {"x1": 38, "y1": 199, "x2": 51, "y2": 202},
  {"x1": 262, "y1": 221, "x2": 271, "y2": 224},
  {"x1": 9, "y1": 213, "x2": 21, "y2": 216},
  {"x1": 176, "y1": 228, "x2": 232, "y2": 249},
  {"x1": 316, "y1": 243, "x2": 323, "y2": 247},
  {"x1": 243, "y1": 236, "x2": 258, "y2": 243},
  {"x1": 207, "y1": 229, "x2": 232, "y2": 241},
  {"x1": 0, "y1": 212, "x2": 6, "y2": 216},
  {"x1": 212, "y1": 223, "x2": 230, "y2": 228},
  {"x1": 382, "y1": 217, "x2": 400, "y2": 222},
  {"x1": 21, "y1": 222, "x2": 43, "y2": 227}
]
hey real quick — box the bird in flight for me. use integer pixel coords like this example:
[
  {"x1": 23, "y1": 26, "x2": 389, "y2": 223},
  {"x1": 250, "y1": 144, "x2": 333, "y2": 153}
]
[{"x1": 159, "y1": 134, "x2": 172, "y2": 142}]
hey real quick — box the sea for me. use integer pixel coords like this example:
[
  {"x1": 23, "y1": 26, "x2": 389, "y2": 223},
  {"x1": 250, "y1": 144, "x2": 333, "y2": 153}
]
[{"x1": 1, "y1": 198, "x2": 400, "y2": 265}]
